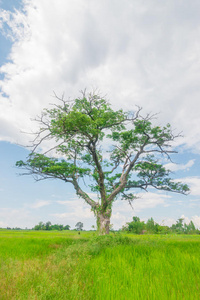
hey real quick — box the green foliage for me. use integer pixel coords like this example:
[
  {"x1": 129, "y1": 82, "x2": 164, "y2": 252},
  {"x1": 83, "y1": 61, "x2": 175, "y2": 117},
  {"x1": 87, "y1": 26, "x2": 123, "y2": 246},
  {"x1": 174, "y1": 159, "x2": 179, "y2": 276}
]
[
  {"x1": 184, "y1": 221, "x2": 197, "y2": 234},
  {"x1": 146, "y1": 217, "x2": 157, "y2": 233},
  {"x1": 125, "y1": 216, "x2": 145, "y2": 234},
  {"x1": 16, "y1": 154, "x2": 91, "y2": 180},
  {"x1": 170, "y1": 218, "x2": 199, "y2": 234},
  {"x1": 33, "y1": 221, "x2": 70, "y2": 231},
  {"x1": 123, "y1": 216, "x2": 199, "y2": 235}
]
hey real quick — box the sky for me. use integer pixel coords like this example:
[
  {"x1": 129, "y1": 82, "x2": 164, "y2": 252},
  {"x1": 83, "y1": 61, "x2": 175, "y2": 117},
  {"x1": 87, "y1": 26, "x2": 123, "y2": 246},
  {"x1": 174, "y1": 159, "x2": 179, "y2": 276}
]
[{"x1": 0, "y1": 0, "x2": 200, "y2": 230}]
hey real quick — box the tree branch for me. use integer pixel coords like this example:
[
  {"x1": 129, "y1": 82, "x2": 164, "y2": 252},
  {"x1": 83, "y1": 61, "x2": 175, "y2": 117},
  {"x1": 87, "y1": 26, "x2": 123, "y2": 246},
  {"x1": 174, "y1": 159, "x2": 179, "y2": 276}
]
[{"x1": 72, "y1": 175, "x2": 99, "y2": 209}]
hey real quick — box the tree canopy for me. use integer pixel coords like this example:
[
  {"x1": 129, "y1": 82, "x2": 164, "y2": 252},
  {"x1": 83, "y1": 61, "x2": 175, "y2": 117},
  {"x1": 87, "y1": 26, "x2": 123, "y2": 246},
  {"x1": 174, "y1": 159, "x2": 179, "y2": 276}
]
[{"x1": 16, "y1": 91, "x2": 189, "y2": 234}]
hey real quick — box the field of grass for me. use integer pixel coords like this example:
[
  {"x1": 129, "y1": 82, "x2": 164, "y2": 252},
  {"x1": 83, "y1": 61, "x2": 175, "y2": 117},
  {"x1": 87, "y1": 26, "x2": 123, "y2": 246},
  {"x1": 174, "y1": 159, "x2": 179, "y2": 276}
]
[{"x1": 0, "y1": 230, "x2": 200, "y2": 299}]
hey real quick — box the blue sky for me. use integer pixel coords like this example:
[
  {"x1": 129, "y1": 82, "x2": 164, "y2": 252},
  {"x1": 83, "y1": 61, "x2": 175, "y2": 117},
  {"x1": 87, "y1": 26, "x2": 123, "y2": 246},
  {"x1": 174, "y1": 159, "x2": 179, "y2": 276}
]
[
  {"x1": 0, "y1": 0, "x2": 22, "y2": 64},
  {"x1": 0, "y1": 0, "x2": 200, "y2": 229}
]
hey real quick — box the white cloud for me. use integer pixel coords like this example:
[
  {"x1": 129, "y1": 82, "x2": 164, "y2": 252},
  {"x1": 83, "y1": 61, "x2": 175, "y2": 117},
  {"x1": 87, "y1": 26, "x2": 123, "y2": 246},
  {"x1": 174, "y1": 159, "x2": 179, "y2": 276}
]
[
  {"x1": 177, "y1": 176, "x2": 200, "y2": 196},
  {"x1": 0, "y1": 7, "x2": 30, "y2": 42},
  {"x1": 53, "y1": 198, "x2": 94, "y2": 228},
  {"x1": 55, "y1": 192, "x2": 169, "y2": 229},
  {"x1": 0, "y1": 0, "x2": 200, "y2": 153},
  {"x1": 52, "y1": 208, "x2": 93, "y2": 220},
  {"x1": 31, "y1": 200, "x2": 52, "y2": 208},
  {"x1": 160, "y1": 218, "x2": 176, "y2": 227},
  {"x1": 131, "y1": 192, "x2": 170, "y2": 212},
  {"x1": 180, "y1": 214, "x2": 190, "y2": 224},
  {"x1": 111, "y1": 212, "x2": 128, "y2": 230},
  {"x1": 164, "y1": 159, "x2": 195, "y2": 172},
  {"x1": 0, "y1": 207, "x2": 35, "y2": 228},
  {"x1": 0, "y1": 221, "x2": 5, "y2": 227},
  {"x1": 111, "y1": 192, "x2": 170, "y2": 229},
  {"x1": 180, "y1": 214, "x2": 200, "y2": 229},
  {"x1": 190, "y1": 215, "x2": 200, "y2": 229}
]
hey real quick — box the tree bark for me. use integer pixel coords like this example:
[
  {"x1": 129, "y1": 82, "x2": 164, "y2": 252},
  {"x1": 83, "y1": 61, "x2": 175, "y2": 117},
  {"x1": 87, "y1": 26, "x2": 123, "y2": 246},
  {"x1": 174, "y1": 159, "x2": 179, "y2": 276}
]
[{"x1": 96, "y1": 209, "x2": 112, "y2": 235}]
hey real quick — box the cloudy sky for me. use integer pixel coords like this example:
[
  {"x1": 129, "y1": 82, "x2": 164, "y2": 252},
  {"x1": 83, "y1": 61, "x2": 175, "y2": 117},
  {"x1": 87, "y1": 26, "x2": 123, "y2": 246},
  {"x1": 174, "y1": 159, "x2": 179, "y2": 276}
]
[{"x1": 0, "y1": 0, "x2": 200, "y2": 230}]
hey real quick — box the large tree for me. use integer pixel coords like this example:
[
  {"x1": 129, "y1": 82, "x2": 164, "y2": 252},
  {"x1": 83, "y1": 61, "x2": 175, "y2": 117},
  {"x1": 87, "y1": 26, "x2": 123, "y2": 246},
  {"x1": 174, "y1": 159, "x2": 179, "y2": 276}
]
[{"x1": 16, "y1": 91, "x2": 189, "y2": 234}]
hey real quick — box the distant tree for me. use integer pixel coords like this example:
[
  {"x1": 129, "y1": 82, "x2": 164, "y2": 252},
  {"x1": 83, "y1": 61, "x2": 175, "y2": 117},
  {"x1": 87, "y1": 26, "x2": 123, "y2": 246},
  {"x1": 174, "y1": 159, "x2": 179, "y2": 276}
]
[
  {"x1": 146, "y1": 217, "x2": 157, "y2": 233},
  {"x1": 123, "y1": 216, "x2": 199, "y2": 235},
  {"x1": 56, "y1": 224, "x2": 64, "y2": 231},
  {"x1": 16, "y1": 91, "x2": 189, "y2": 234},
  {"x1": 33, "y1": 222, "x2": 70, "y2": 231},
  {"x1": 64, "y1": 225, "x2": 70, "y2": 230},
  {"x1": 132, "y1": 216, "x2": 140, "y2": 223},
  {"x1": 183, "y1": 221, "x2": 195, "y2": 234},
  {"x1": 170, "y1": 218, "x2": 198, "y2": 234},
  {"x1": 75, "y1": 222, "x2": 84, "y2": 231},
  {"x1": 45, "y1": 221, "x2": 52, "y2": 230},
  {"x1": 33, "y1": 222, "x2": 45, "y2": 230},
  {"x1": 126, "y1": 216, "x2": 145, "y2": 234},
  {"x1": 171, "y1": 218, "x2": 184, "y2": 233}
]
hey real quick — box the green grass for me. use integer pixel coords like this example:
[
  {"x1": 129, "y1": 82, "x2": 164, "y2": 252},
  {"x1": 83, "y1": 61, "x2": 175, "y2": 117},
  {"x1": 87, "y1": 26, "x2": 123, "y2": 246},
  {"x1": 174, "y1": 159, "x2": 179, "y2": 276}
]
[{"x1": 0, "y1": 231, "x2": 200, "y2": 299}]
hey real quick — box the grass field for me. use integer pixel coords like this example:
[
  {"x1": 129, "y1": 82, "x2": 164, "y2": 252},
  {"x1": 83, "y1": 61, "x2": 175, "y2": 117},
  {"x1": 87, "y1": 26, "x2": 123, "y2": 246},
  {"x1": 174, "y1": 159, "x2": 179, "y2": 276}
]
[{"x1": 0, "y1": 230, "x2": 200, "y2": 299}]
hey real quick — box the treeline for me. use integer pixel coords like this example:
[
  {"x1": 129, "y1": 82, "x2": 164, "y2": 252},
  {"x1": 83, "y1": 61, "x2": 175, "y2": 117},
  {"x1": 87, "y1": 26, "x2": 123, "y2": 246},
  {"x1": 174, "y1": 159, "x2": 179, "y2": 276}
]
[
  {"x1": 122, "y1": 217, "x2": 200, "y2": 234},
  {"x1": 2, "y1": 217, "x2": 199, "y2": 233},
  {"x1": 2, "y1": 221, "x2": 81, "y2": 231},
  {"x1": 33, "y1": 221, "x2": 70, "y2": 231},
  {"x1": 4, "y1": 227, "x2": 23, "y2": 230}
]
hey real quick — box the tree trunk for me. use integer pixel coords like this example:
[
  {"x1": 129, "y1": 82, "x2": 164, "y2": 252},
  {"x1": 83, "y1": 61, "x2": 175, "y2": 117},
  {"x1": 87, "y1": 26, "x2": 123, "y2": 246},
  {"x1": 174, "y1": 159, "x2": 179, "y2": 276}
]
[{"x1": 96, "y1": 209, "x2": 111, "y2": 235}]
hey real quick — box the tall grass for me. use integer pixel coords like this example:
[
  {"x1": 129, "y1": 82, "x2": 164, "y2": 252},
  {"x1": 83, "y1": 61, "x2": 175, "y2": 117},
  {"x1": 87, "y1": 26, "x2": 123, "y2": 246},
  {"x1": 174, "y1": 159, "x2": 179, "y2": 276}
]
[
  {"x1": 80, "y1": 235, "x2": 200, "y2": 299},
  {"x1": 0, "y1": 231, "x2": 200, "y2": 299}
]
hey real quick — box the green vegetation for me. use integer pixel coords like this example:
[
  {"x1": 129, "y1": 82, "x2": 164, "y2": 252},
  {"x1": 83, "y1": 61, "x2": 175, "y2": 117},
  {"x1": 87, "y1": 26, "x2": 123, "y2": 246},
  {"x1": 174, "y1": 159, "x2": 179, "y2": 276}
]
[
  {"x1": 33, "y1": 221, "x2": 70, "y2": 231},
  {"x1": 123, "y1": 216, "x2": 200, "y2": 234},
  {"x1": 16, "y1": 91, "x2": 189, "y2": 234},
  {"x1": 1, "y1": 230, "x2": 200, "y2": 299}
]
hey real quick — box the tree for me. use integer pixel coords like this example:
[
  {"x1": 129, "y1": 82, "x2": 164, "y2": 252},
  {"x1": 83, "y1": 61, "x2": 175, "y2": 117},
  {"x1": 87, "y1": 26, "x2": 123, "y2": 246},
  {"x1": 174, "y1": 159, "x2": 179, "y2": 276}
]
[
  {"x1": 64, "y1": 225, "x2": 70, "y2": 230},
  {"x1": 45, "y1": 221, "x2": 52, "y2": 230},
  {"x1": 171, "y1": 218, "x2": 184, "y2": 233},
  {"x1": 16, "y1": 91, "x2": 189, "y2": 234},
  {"x1": 33, "y1": 221, "x2": 46, "y2": 230},
  {"x1": 184, "y1": 220, "x2": 196, "y2": 234},
  {"x1": 170, "y1": 218, "x2": 198, "y2": 234},
  {"x1": 126, "y1": 216, "x2": 145, "y2": 234},
  {"x1": 146, "y1": 217, "x2": 156, "y2": 233},
  {"x1": 75, "y1": 222, "x2": 84, "y2": 231}
]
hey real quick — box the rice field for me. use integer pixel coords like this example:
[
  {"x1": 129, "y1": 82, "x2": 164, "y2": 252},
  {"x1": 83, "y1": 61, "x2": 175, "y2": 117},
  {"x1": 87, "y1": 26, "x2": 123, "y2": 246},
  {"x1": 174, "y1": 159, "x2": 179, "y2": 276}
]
[{"x1": 0, "y1": 230, "x2": 200, "y2": 299}]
